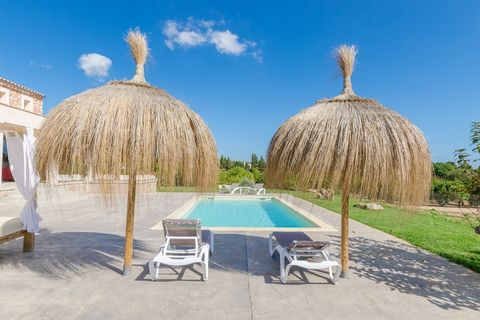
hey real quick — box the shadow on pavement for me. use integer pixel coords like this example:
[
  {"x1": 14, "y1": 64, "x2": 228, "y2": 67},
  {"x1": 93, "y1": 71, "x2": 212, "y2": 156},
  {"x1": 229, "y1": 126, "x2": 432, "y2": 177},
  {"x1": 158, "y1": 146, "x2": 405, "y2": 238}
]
[
  {"x1": 2, "y1": 230, "x2": 478, "y2": 311},
  {"x1": 346, "y1": 235, "x2": 480, "y2": 311},
  {"x1": 0, "y1": 230, "x2": 149, "y2": 279}
]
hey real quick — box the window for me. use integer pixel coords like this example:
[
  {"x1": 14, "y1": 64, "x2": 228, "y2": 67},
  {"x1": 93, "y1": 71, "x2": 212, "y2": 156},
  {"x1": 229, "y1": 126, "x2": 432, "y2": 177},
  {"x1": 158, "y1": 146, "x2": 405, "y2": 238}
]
[{"x1": 21, "y1": 95, "x2": 34, "y2": 112}]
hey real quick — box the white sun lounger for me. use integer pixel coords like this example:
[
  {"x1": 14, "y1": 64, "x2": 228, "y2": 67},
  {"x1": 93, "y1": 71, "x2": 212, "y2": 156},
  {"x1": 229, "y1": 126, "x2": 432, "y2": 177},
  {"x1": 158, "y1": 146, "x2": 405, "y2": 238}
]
[
  {"x1": 148, "y1": 219, "x2": 213, "y2": 281},
  {"x1": 269, "y1": 232, "x2": 340, "y2": 284}
]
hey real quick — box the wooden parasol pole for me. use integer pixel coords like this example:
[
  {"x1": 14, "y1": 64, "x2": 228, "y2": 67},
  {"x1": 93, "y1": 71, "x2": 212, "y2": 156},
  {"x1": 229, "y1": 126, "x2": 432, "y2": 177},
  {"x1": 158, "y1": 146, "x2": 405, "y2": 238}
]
[
  {"x1": 123, "y1": 172, "x2": 137, "y2": 276},
  {"x1": 340, "y1": 182, "x2": 350, "y2": 278}
]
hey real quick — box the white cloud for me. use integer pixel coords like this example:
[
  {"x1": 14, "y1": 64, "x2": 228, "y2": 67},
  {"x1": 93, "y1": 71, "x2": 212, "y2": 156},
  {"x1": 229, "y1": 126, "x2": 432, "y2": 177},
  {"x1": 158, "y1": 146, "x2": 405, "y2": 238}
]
[
  {"x1": 164, "y1": 21, "x2": 179, "y2": 37},
  {"x1": 251, "y1": 49, "x2": 263, "y2": 63},
  {"x1": 177, "y1": 30, "x2": 207, "y2": 47},
  {"x1": 29, "y1": 60, "x2": 54, "y2": 69},
  {"x1": 163, "y1": 20, "x2": 207, "y2": 49},
  {"x1": 199, "y1": 19, "x2": 216, "y2": 28},
  {"x1": 78, "y1": 53, "x2": 112, "y2": 78},
  {"x1": 209, "y1": 30, "x2": 246, "y2": 55},
  {"x1": 162, "y1": 18, "x2": 262, "y2": 61}
]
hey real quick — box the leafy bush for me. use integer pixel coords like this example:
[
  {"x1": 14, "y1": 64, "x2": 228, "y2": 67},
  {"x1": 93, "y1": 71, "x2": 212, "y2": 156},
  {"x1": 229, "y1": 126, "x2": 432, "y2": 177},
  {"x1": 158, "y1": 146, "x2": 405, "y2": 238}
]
[
  {"x1": 469, "y1": 194, "x2": 480, "y2": 207},
  {"x1": 252, "y1": 168, "x2": 265, "y2": 184},
  {"x1": 219, "y1": 166, "x2": 255, "y2": 184},
  {"x1": 239, "y1": 177, "x2": 254, "y2": 187},
  {"x1": 433, "y1": 162, "x2": 457, "y2": 179},
  {"x1": 467, "y1": 171, "x2": 480, "y2": 206},
  {"x1": 467, "y1": 170, "x2": 480, "y2": 193},
  {"x1": 432, "y1": 179, "x2": 469, "y2": 206},
  {"x1": 446, "y1": 168, "x2": 470, "y2": 183}
]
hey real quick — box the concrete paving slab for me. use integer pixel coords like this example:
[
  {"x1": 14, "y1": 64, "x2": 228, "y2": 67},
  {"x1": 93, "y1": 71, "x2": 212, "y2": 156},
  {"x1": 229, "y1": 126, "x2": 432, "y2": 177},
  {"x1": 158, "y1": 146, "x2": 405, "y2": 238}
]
[{"x1": 0, "y1": 191, "x2": 479, "y2": 320}]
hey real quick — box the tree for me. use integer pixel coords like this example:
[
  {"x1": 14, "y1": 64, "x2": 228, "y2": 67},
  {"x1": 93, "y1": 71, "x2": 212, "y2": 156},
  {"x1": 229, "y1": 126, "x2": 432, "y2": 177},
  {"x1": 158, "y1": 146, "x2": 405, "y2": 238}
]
[
  {"x1": 432, "y1": 179, "x2": 469, "y2": 206},
  {"x1": 219, "y1": 153, "x2": 266, "y2": 184},
  {"x1": 454, "y1": 149, "x2": 472, "y2": 170},
  {"x1": 451, "y1": 121, "x2": 480, "y2": 233},
  {"x1": 454, "y1": 121, "x2": 480, "y2": 167},
  {"x1": 471, "y1": 121, "x2": 480, "y2": 155},
  {"x1": 220, "y1": 155, "x2": 225, "y2": 169},
  {"x1": 433, "y1": 162, "x2": 457, "y2": 179},
  {"x1": 219, "y1": 166, "x2": 255, "y2": 184},
  {"x1": 257, "y1": 156, "x2": 266, "y2": 170},
  {"x1": 252, "y1": 167, "x2": 265, "y2": 184},
  {"x1": 251, "y1": 153, "x2": 258, "y2": 168}
]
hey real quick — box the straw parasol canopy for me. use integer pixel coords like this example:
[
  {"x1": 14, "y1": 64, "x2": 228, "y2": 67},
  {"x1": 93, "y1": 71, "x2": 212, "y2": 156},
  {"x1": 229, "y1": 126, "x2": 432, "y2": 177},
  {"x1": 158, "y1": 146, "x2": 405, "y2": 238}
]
[
  {"x1": 266, "y1": 45, "x2": 432, "y2": 277},
  {"x1": 35, "y1": 29, "x2": 218, "y2": 275}
]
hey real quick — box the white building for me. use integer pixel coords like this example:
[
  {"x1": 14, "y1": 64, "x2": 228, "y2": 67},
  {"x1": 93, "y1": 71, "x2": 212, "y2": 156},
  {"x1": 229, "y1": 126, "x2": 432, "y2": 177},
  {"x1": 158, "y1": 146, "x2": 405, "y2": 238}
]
[{"x1": 0, "y1": 77, "x2": 45, "y2": 188}]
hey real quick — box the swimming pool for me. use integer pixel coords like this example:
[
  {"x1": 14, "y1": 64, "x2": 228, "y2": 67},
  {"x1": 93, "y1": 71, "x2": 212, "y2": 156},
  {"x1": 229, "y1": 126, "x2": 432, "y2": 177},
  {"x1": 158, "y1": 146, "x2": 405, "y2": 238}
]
[
  {"x1": 185, "y1": 198, "x2": 315, "y2": 228},
  {"x1": 152, "y1": 196, "x2": 337, "y2": 232}
]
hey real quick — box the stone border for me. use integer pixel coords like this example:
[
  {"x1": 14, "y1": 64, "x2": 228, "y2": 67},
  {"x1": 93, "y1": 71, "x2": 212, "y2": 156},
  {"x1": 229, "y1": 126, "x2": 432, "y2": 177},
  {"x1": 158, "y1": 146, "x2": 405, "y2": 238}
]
[{"x1": 150, "y1": 194, "x2": 337, "y2": 232}]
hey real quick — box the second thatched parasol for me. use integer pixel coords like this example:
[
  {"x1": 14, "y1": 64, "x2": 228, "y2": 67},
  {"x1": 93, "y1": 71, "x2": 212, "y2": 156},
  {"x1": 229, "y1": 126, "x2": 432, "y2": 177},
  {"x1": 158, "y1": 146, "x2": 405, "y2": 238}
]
[
  {"x1": 35, "y1": 30, "x2": 218, "y2": 275},
  {"x1": 266, "y1": 45, "x2": 432, "y2": 277}
]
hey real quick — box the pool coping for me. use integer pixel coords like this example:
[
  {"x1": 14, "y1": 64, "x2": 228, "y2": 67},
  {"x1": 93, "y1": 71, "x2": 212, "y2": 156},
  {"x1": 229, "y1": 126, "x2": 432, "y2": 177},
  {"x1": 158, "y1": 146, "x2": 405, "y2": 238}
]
[{"x1": 150, "y1": 195, "x2": 337, "y2": 232}]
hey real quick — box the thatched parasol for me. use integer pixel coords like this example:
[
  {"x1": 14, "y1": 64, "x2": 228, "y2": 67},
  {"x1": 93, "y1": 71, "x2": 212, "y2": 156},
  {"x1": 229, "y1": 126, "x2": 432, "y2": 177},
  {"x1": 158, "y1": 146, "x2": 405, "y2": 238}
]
[
  {"x1": 35, "y1": 30, "x2": 218, "y2": 275},
  {"x1": 266, "y1": 45, "x2": 432, "y2": 277}
]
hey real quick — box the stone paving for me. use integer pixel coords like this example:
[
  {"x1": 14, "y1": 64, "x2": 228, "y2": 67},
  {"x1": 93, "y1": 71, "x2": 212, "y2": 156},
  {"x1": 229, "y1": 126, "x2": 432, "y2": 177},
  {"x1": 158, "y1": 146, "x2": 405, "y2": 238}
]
[{"x1": 0, "y1": 190, "x2": 479, "y2": 320}]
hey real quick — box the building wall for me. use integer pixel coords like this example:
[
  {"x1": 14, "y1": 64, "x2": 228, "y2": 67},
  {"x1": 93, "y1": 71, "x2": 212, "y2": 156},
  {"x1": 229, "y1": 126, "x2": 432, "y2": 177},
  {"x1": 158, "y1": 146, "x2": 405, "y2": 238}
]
[
  {"x1": 33, "y1": 99, "x2": 42, "y2": 114},
  {"x1": 0, "y1": 79, "x2": 43, "y2": 115}
]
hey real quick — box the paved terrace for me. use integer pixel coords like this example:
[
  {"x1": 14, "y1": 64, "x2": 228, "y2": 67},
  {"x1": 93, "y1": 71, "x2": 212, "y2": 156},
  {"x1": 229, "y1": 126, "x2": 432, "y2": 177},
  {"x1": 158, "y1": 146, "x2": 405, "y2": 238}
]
[{"x1": 0, "y1": 190, "x2": 479, "y2": 320}]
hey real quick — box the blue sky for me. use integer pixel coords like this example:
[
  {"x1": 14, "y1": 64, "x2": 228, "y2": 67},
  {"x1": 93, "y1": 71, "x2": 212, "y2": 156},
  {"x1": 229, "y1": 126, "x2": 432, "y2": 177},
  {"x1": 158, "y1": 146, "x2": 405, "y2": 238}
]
[{"x1": 1, "y1": 0, "x2": 479, "y2": 162}]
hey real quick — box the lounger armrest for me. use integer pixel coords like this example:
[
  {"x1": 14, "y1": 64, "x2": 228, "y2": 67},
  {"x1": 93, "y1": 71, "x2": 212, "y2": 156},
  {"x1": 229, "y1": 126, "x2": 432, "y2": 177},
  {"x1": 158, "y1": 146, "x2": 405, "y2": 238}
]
[{"x1": 199, "y1": 243, "x2": 210, "y2": 259}]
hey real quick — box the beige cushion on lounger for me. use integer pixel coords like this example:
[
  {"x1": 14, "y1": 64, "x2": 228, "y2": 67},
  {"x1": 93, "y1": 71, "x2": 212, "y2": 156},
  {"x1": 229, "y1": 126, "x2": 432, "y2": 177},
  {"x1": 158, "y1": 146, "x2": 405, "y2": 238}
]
[
  {"x1": 272, "y1": 232, "x2": 312, "y2": 247},
  {"x1": 288, "y1": 241, "x2": 330, "y2": 251},
  {"x1": 0, "y1": 217, "x2": 23, "y2": 237},
  {"x1": 272, "y1": 232, "x2": 330, "y2": 251}
]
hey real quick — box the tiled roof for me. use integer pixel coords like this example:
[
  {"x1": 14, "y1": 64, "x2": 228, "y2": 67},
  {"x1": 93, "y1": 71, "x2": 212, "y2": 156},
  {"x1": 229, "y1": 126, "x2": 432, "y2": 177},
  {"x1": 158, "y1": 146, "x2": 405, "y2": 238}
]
[{"x1": 0, "y1": 76, "x2": 44, "y2": 98}]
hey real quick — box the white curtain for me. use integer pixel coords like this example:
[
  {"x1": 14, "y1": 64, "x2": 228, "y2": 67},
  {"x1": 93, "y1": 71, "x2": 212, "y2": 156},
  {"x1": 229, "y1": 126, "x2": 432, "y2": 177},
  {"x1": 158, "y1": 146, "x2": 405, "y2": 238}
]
[{"x1": 5, "y1": 128, "x2": 41, "y2": 232}]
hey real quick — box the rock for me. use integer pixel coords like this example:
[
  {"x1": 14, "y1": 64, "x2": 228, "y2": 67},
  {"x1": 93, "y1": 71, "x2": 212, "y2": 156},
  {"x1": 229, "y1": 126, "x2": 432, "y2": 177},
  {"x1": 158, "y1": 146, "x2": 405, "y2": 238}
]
[
  {"x1": 316, "y1": 188, "x2": 334, "y2": 200},
  {"x1": 354, "y1": 202, "x2": 384, "y2": 211},
  {"x1": 367, "y1": 203, "x2": 384, "y2": 210}
]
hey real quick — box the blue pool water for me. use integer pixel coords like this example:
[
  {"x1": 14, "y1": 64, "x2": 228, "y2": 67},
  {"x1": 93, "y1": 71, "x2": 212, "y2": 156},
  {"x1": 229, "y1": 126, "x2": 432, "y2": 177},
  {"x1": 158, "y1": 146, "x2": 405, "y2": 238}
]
[{"x1": 184, "y1": 198, "x2": 316, "y2": 228}]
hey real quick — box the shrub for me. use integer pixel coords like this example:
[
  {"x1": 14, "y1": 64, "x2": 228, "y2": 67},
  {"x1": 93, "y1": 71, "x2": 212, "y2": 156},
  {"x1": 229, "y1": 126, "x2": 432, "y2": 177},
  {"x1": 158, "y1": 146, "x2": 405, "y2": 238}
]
[
  {"x1": 433, "y1": 162, "x2": 457, "y2": 179},
  {"x1": 252, "y1": 168, "x2": 265, "y2": 184},
  {"x1": 219, "y1": 166, "x2": 255, "y2": 184},
  {"x1": 432, "y1": 179, "x2": 469, "y2": 206},
  {"x1": 239, "y1": 177, "x2": 254, "y2": 187},
  {"x1": 446, "y1": 168, "x2": 470, "y2": 183},
  {"x1": 469, "y1": 194, "x2": 480, "y2": 207}
]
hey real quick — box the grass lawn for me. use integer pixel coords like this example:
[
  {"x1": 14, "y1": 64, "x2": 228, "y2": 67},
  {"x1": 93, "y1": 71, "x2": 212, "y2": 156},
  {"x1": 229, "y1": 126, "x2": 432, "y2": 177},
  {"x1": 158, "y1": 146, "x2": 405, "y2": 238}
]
[{"x1": 287, "y1": 191, "x2": 480, "y2": 273}]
